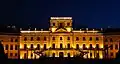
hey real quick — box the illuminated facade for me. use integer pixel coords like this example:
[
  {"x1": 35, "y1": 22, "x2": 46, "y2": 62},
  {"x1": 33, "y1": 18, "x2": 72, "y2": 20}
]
[
  {"x1": 0, "y1": 17, "x2": 119, "y2": 59},
  {"x1": 20, "y1": 17, "x2": 104, "y2": 59}
]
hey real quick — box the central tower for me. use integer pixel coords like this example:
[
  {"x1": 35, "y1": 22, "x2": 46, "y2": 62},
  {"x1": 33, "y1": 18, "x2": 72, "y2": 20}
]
[{"x1": 49, "y1": 17, "x2": 73, "y2": 32}]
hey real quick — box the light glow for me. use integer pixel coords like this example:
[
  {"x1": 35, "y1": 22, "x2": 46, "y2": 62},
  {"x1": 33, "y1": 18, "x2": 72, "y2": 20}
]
[
  {"x1": 51, "y1": 17, "x2": 72, "y2": 19},
  {"x1": 52, "y1": 28, "x2": 56, "y2": 32},
  {"x1": 21, "y1": 31, "x2": 50, "y2": 33},
  {"x1": 66, "y1": 28, "x2": 71, "y2": 32}
]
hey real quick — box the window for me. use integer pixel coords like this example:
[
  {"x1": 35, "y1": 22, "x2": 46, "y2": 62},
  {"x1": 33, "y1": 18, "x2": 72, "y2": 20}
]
[
  {"x1": 5, "y1": 44, "x2": 8, "y2": 50},
  {"x1": 15, "y1": 53, "x2": 17, "y2": 56},
  {"x1": 96, "y1": 44, "x2": 99, "y2": 49},
  {"x1": 53, "y1": 23, "x2": 55, "y2": 26},
  {"x1": 37, "y1": 37, "x2": 40, "y2": 41},
  {"x1": 110, "y1": 38, "x2": 113, "y2": 42},
  {"x1": 105, "y1": 39, "x2": 108, "y2": 42},
  {"x1": 52, "y1": 37, "x2": 55, "y2": 40},
  {"x1": 60, "y1": 44, "x2": 63, "y2": 48},
  {"x1": 60, "y1": 37, "x2": 62, "y2": 40},
  {"x1": 44, "y1": 37, "x2": 46, "y2": 41},
  {"x1": 110, "y1": 45, "x2": 113, "y2": 50},
  {"x1": 44, "y1": 44, "x2": 46, "y2": 49},
  {"x1": 15, "y1": 39, "x2": 18, "y2": 42},
  {"x1": 90, "y1": 44, "x2": 92, "y2": 49},
  {"x1": 60, "y1": 23, "x2": 63, "y2": 27},
  {"x1": 111, "y1": 52, "x2": 113, "y2": 56},
  {"x1": 37, "y1": 44, "x2": 40, "y2": 50},
  {"x1": 31, "y1": 37, "x2": 33, "y2": 41},
  {"x1": 96, "y1": 37, "x2": 99, "y2": 41},
  {"x1": 31, "y1": 44, "x2": 33, "y2": 49},
  {"x1": 11, "y1": 38, "x2": 13, "y2": 42},
  {"x1": 52, "y1": 44, "x2": 55, "y2": 49},
  {"x1": 10, "y1": 45, "x2": 13, "y2": 50},
  {"x1": 15, "y1": 45, "x2": 18, "y2": 50},
  {"x1": 76, "y1": 37, "x2": 79, "y2": 41},
  {"x1": 76, "y1": 44, "x2": 79, "y2": 49},
  {"x1": 24, "y1": 37, "x2": 27, "y2": 41},
  {"x1": 83, "y1": 37, "x2": 86, "y2": 41},
  {"x1": 10, "y1": 53, "x2": 13, "y2": 56},
  {"x1": 83, "y1": 44, "x2": 86, "y2": 49},
  {"x1": 67, "y1": 23, "x2": 70, "y2": 26},
  {"x1": 24, "y1": 44, "x2": 27, "y2": 49},
  {"x1": 67, "y1": 37, "x2": 70, "y2": 40},
  {"x1": 67, "y1": 43, "x2": 70, "y2": 49},
  {"x1": 89, "y1": 37, "x2": 92, "y2": 41},
  {"x1": 115, "y1": 44, "x2": 118, "y2": 50}
]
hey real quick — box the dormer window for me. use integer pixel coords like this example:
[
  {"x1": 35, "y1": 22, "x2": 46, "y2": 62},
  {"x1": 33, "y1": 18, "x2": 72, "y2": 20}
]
[
  {"x1": 60, "y1": 23, "x2": 63, "y2": 27},
  {"x1": 53, "y1": 23, "x2": 55, "y2": 26},
  {"x1": 67, "y1": 23, "x2": 70, "y2": 26}
]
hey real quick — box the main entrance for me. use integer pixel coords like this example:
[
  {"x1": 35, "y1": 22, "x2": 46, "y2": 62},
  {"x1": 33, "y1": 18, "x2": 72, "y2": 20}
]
[{"x1": 59, "y1": 52, "x2": 64, "y2": 57}]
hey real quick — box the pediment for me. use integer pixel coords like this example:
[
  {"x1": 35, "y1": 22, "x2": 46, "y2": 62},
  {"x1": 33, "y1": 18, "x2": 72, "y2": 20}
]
[{"x1": 55, "y1": 28, "x2": 67, "y2": 32}]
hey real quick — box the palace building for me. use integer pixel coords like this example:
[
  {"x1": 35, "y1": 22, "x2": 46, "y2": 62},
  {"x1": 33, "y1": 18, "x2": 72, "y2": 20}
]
[{"x1": 0, "y1": 17, "x2": 119, "y2": 59}]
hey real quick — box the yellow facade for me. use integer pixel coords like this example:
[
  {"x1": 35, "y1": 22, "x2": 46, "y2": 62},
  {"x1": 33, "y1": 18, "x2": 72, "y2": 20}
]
[
  {"x1": 0, "y1": 17, "x2": 119, "y2": 59},
  {"x1": 19, "y1": 17, "x2": 104, "y2": 59}
]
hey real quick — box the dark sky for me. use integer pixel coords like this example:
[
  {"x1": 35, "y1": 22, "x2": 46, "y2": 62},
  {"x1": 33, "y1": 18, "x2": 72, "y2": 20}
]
[{"x1": 0, "y1": 0, "x2": 120, "y2": 28}]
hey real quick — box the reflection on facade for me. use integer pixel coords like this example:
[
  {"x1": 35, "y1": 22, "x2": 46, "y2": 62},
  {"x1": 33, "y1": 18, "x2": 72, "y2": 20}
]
[{"x1": 0, "y1": 17, "x2": 120, "y2": 59}]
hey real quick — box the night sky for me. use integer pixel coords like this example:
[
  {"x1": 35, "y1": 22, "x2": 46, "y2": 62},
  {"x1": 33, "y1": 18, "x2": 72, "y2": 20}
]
[{"x1": 0, "y1": 0, "x2": 120, "y2": 29}]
